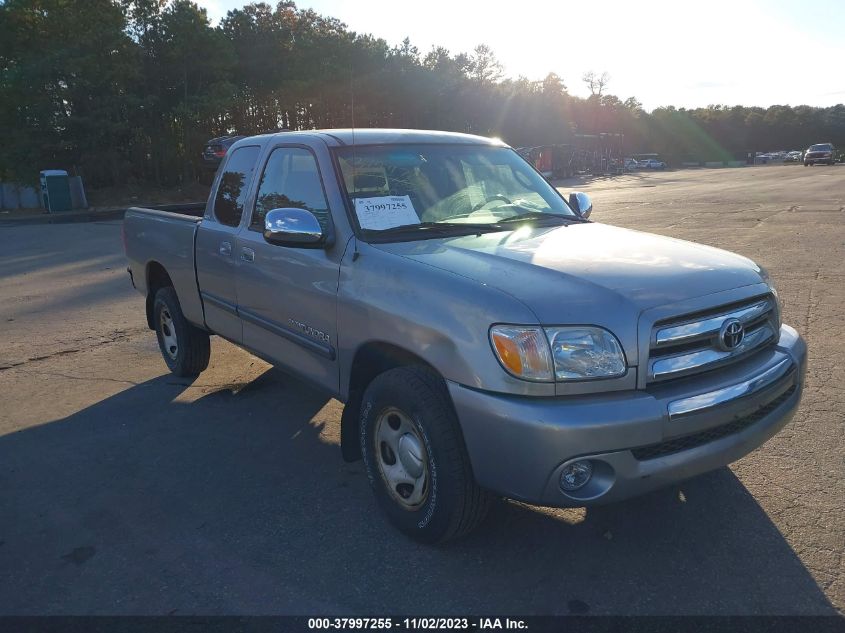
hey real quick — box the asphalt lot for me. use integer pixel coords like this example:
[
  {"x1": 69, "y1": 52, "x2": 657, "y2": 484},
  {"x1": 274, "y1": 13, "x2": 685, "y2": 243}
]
[{"x1": 0, "y1": 165, "x2": 843, "y2": 615}]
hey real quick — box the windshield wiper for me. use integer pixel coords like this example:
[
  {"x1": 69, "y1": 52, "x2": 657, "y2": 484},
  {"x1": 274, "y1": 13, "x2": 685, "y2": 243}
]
[
  {"x1": 363, "y1": 222, "x2": 505, "y2": 239},
  {"x1": 497, "y1": 211, "x2": 588, "y2": 224},
  {"x1": 363, "y1": 212, "x2": 586, "y2": 243}
]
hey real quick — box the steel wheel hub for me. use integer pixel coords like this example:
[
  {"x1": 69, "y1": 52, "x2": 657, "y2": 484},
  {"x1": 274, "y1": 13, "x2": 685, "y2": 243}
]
[
  {"x1": 374, "y1": 407, "x2": 429, "y2": 509},
  {"x1": 159, "y1": 308, "x2": 178, "y2": 359}
]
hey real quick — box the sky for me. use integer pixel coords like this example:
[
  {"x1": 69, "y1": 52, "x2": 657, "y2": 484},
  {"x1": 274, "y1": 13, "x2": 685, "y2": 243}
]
[{"x1": 197, "y1": 0, "x2": 844, "y2": 111}]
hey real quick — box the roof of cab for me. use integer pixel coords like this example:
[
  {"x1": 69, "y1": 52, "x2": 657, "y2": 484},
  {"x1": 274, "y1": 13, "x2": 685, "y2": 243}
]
[{"x1": 260, "y1": 128, "x2": 506, "y2": 147}]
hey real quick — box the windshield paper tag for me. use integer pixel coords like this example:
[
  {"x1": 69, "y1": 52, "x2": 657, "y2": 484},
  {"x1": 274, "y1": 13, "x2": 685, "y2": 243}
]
[{"x1": 354, "y1": 196, "x2": 419, "y2": 230}]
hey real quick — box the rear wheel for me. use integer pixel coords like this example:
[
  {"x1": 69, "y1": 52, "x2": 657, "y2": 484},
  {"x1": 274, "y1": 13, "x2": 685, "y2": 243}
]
[
  {"x1": 360, "y1": 366, "x2": 491, "y2": 543},
  {"x1": 153, "y1": 286, "x2": 210, "y2": 377}
]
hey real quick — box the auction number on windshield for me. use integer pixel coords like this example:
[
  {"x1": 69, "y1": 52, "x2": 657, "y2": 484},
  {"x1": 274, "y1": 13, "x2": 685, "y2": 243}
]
[
  {"x1": 359, "y1": 200, "x2": 410, "y2": 213},
  {"x1": 353, "y1": 195, "x2": 420, "y2": 230}
]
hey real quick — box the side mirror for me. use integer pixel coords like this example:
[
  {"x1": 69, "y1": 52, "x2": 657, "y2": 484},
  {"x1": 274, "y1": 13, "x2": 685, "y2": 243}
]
[
  {"x1": 568, "y1": 191, "x2": 593, "y2": 219},
  {"x1": 263, "y1": 208, "x2": 327, "y2": 248}
]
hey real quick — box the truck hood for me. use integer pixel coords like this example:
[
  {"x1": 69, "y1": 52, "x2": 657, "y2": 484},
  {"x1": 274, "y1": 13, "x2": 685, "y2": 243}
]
[{"x1": 375, "y1": 222, "x2": 764, "y2": 324}]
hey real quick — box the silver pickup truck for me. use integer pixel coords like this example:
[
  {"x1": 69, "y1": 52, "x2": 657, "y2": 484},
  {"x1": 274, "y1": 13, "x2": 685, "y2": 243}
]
[{"x1": 124, "y1": 129, "x2": 806, "y2": 543}]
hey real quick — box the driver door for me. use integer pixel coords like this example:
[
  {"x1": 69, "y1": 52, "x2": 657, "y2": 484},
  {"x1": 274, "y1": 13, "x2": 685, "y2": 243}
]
[{"x1": 234, "y1": 145, "x2": 340, "y2": 393}]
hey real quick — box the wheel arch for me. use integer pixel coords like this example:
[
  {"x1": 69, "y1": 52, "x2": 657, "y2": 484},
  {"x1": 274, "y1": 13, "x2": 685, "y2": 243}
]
[
  {"x1": 145, "y1": 261, "x2": 174, "y2": 330},
  {"x1": 339, "y1": 340, "x2": 446, "y2": 462}
]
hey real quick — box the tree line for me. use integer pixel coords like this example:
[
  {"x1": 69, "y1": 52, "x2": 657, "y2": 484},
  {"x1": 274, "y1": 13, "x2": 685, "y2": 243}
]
[{"x1": 2, "y1": 0, "x2": 844, "y2": 188}]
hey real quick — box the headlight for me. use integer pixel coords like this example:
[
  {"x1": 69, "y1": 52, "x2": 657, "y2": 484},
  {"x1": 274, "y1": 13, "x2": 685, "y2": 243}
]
[
  {"x1": 544, "y1": 326, "x2": 627, "y2": 380},
  {"x1": 758, "y1": 265, "x2": 783, "y2": 331},
  {"x1": 769, "y1": 283, "x2": 783, "y2": 331},
  {"x1": 490, "y1": 325, "x2": 626, "y2": 382},
  {"x1": 489, "y1": 326, "x2": 554, "y2": 382}
]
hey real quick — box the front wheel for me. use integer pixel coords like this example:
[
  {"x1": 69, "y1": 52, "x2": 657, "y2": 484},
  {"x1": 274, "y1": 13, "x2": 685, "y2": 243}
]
[
  {"x1": 360, "y1": 366, "x2": 491, "y2": 543},
  {"x1": 153, "y1": 286, "x2": 211, "y2": 377}
]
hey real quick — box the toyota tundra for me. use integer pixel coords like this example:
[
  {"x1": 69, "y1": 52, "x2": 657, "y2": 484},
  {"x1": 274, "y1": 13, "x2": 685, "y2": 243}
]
[{"x1": 123, "y1": 129, "x2": 806, "y2": 543}]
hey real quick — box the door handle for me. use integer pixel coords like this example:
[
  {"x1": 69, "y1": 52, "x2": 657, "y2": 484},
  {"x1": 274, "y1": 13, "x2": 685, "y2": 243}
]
[
  {"x1": 219, "y1": 241, "x2": 232, "y2": 257},
  {"x1": 240, "y1": 247, "x2": 255, "y2": 263}
]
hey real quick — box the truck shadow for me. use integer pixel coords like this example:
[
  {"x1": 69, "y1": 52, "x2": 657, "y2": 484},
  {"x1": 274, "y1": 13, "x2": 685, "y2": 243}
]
[{"x1": 0, "y1": 367, "x2": 835, "y2": 615}]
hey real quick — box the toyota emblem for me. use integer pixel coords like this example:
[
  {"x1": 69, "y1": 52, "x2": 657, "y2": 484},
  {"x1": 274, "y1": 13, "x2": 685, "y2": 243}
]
[{"x1": 718, "y1": 318, "x2": 745, "y2": 351}]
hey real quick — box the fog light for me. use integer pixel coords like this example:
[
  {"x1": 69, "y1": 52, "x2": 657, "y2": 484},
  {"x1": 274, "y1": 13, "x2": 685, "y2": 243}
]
[{"x1": 560, "y1": 460, "x2": 593, "y2": 491}]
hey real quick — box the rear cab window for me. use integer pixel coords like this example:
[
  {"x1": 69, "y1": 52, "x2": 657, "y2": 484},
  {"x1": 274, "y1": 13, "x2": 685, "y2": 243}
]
[{"x1": 212, "y1": 145, "x2": 261, "y2": 227}]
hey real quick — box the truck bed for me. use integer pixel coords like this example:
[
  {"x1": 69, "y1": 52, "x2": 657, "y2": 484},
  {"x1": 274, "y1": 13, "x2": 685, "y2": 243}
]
[
  {"x1": 139, "y1": 202, "x2": 207, "y2": 217},
  {"x1": 124, "y1": 205, "x2": 206, "y2": 328}
]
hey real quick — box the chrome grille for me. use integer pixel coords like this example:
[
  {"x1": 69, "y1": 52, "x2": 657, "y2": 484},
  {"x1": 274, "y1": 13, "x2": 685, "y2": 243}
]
[{"x1": 647, "y1": 295, "x2": 778, "y2": 383}]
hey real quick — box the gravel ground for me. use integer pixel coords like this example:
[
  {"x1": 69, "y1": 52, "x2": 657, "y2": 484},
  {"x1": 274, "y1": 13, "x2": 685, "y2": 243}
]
[{"x1": 0, "y1": 164, "x2": 842, "y2": 615}]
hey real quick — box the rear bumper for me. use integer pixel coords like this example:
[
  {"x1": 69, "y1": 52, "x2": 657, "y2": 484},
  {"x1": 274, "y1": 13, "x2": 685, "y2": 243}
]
[{"x1": 449, "y1": 325, "x2": 807, "y2": 507}]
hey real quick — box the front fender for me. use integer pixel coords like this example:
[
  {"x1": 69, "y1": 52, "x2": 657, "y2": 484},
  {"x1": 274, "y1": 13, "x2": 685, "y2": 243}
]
[{"x1": 336, "y1": 243, "x2": 554, "y2": 400}]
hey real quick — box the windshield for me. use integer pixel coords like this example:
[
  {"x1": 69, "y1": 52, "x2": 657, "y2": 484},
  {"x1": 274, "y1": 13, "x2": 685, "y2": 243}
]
[
  {"x1": 334, "y1": 144, "x2": 576, "y2": 238},
  {"x1": 809, "y1": 144, "x2": 832, "y2": 152}
]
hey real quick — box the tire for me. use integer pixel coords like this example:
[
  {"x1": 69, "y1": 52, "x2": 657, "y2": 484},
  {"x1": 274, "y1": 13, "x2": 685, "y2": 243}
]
[
  {"x1": 360, "y1": 366, "x2": 491, "y2": 543},
  {"x1": 153, "y1": 286, "x2": 211, "y2": 377}
]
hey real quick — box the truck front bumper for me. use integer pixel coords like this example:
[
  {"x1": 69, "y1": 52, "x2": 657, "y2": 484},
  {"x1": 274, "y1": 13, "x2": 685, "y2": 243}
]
[{"x1": 448, "y1": 325, "x2": 807, "y2": 507}]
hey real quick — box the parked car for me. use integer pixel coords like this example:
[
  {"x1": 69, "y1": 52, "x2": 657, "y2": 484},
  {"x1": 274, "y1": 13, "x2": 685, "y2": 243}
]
[
  {"x1": 623, "y1": 158, "x2": 640, "y2": 170},
  {"x1": 639, "y1": 158, "x2": 667, "y2": 170},
  {"x1": 124, "y1": 129, "x2": 806, "y2": 543},
  {"x1": 201, "y1": 135, "x2": 246, "y2": 170},
  {"x1": 804, "y1": 143, "x2": 835, "y2": 166}
]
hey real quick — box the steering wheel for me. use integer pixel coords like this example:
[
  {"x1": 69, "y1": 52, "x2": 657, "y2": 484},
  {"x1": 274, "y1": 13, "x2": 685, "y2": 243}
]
[{"x1": 470, "y1": 193, "x2": 512, "y2": 212}]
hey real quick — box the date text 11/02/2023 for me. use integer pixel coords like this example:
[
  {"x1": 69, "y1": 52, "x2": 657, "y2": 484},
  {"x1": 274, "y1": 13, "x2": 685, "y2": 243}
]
[{"x1": 307, "y1": 617, "x2": 528, "y2": 630}]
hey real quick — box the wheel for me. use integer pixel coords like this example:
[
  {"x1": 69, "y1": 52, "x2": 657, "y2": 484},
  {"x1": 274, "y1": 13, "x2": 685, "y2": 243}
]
[
  {"x1": 153, "y1": 286, "x2": 210, "y2": 377},
  {"x1": 804, "y1": 162, "x2": 809, "y2": 167},
  {"x1": 360, "y1": 366, "x2": 491, "y2": 543}
]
